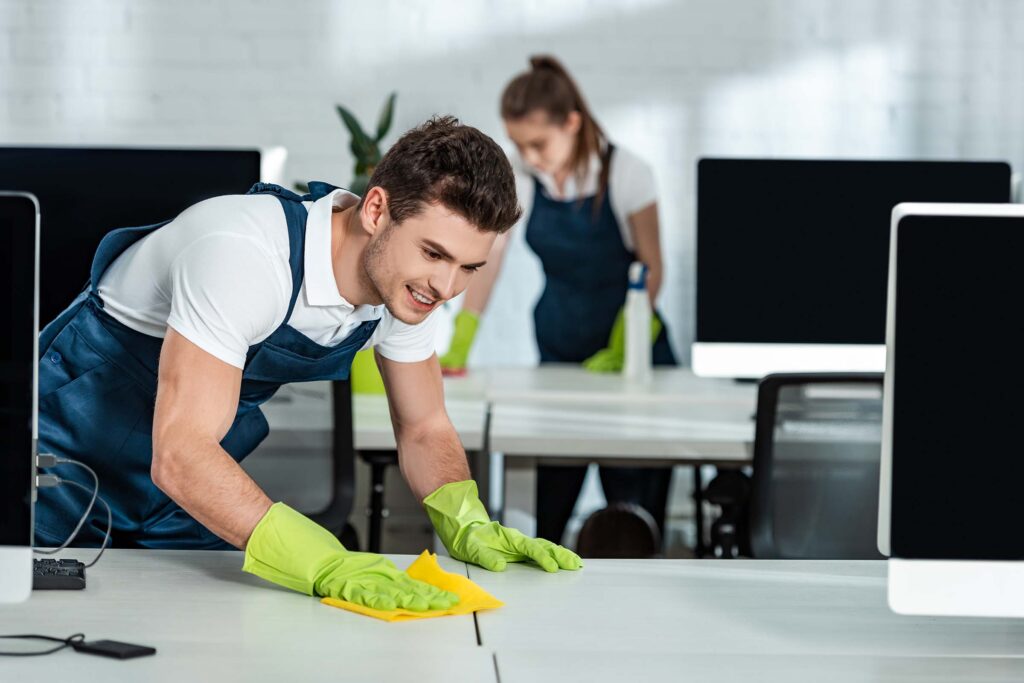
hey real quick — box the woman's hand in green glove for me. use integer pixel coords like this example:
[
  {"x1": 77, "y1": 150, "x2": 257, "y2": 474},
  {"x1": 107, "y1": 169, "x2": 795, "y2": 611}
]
[
  {"x1": 439, "y1": 310, "x2": 480, "y2": 375},
  {"x1": 582, "y1": 308, "x2": 663, "y2": 373}
]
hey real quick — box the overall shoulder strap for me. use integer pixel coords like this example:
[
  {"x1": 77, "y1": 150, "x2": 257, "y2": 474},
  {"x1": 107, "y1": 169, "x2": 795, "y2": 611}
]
[{"x1": 246, "y1": 183, "x2": 310, "y2": 322}]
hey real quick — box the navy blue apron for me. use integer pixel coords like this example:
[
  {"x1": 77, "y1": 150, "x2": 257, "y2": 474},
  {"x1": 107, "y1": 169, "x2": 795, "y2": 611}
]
[
  {"x1": 525, "y1": 145, "x2": 675, "y2": 365},
  {"x1": 35, "y1": 182, "x2": 378, "y2": 550},
  {"x1": 524, "y1": 146, "x2": 676, "y2": 544}
]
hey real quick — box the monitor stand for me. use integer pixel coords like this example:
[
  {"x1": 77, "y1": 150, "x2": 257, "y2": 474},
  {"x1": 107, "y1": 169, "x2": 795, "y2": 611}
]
[
  {"x1": 889, "y1": 558, "x2": 1024, "y2": 617},
  {"x1": 0, "y1": 546, "x2": 32, "y2": 603}
]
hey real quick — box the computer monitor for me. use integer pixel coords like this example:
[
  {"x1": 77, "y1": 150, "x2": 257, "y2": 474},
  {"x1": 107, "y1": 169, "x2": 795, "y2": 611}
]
[
  {"x1": 880, "y1": 202, "x2": 1024, "y2": 617},
  {"x1": 0, "y1": 146, "x2": 263, "y2": 327},
  {"x1": 0, "y1": 192, "x2": 39, "y2": 604},
  {"x1": 693, "y1": 159, "x2": 1012, "y2": 378}
]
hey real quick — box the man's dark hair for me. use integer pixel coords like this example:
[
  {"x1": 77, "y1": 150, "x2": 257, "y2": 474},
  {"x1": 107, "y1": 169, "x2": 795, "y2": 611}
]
[{"x1": 363, "y1": 115, "x2": 521, "y2": 233}]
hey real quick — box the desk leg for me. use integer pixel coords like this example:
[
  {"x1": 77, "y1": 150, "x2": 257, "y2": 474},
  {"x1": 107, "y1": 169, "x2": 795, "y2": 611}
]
[
  {"x1": 502, "y1": 456, "x2": 537, "y2": 538},
  {"x1": 693, "y1": 464, "x2": 705, "y2": 558},
  {"x1": 367, "y1": 455, "x2": 388, "y2": 554},
  {"x1": 468, "y1": 448, "x2": 489, "y2": 513}
]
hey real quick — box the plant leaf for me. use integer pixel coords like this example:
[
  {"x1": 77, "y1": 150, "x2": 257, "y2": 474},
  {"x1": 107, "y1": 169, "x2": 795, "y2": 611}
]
[
  {"x1": 349, "y1": 174, "x2": 370, "y2": 196},
  {"x1": 375, "y1": 92, "x2": 397, "y2": 142},
  {"x1": 336, "y1": 104, "x2": 374, "y2": 161}
]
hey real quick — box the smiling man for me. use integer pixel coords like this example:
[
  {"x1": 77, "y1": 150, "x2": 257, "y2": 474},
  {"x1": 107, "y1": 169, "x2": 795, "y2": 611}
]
[{"x1": 35, "y1": 116, "x2": 581, "y2": 611}]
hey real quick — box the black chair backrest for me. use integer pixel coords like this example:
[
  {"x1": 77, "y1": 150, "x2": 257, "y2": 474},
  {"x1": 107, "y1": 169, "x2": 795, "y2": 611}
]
[
  {"x1": 308, "y1": 379, "x2": 357, "y2": 543},
  {"x1": 749, "y1": 373, "x2": 885, "y2": 559}
]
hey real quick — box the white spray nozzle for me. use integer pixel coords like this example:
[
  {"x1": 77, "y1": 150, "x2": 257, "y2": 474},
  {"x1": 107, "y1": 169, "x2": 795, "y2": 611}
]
[{"x1": 628, "y1": 261, "x2": 647, "y2": 288}]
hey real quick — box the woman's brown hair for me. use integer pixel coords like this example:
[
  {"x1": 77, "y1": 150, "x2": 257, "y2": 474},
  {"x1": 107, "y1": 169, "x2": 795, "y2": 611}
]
[{"x1": 500, "y1": 55, "x2": 610, "y2": 213}]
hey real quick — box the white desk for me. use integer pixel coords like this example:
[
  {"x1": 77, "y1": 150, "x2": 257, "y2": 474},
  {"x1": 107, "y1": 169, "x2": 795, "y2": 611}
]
[
  {"x1": 482, "y1": 366, "x2": 755, "y2": 460},
  {"x1": 0, "y1": 550, "x2": 494, "y2": 682},
  {"x1": 479, "y1": 367, "x2": 756, "y2": 538},
  {"x1": 481, "y1": 365, "x2": 755, "y2": 406},
  {"x1": 261, "y1": 367, "x2": 756, "y2": 550},
  {"x1": 468, "y1": 560, "x2": 1024, "y2": 683},
  {"x1": 261, "y1": 367, "x2": 752, "y2": 455},
  {"x1": 489, "y1": 400, "x2": 754, "y2": 461},
  {"x1": 10, "y1": 552, "x2": 1023, "y2": 682},
  {"x1": 262, "y1": 378, "x2": 489, "y2": 452}
]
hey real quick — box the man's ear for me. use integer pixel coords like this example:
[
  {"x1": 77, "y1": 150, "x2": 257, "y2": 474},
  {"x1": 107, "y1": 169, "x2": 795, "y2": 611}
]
[{"x1": 359, "y1": 186, "x2": 389, "y2": 237}]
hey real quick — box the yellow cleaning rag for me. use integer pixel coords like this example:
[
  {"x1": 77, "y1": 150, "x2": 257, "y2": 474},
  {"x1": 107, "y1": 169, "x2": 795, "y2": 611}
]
[{"x1": 320, "y1": 551, "x2": 504, "y2": 622}]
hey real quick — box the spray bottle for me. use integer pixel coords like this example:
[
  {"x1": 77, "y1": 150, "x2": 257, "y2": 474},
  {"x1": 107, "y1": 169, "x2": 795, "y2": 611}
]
[{"x1": 624, "y1": 261, "x2": 652, "y2": 383}]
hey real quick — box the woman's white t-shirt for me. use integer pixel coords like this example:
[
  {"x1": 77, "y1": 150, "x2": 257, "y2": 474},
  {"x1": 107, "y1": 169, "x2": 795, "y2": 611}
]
[{"x1": 511, "y1": 143, "x2": 657, "y2": 248}]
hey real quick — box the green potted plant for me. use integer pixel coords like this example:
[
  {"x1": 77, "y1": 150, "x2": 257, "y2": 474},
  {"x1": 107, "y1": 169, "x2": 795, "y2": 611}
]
[
  {"x1": 336, "y1": 93, "x2": 396, "y2": 196},
  {"x1": 295, "y1": 93, "x2": 396, "y2": 197}
]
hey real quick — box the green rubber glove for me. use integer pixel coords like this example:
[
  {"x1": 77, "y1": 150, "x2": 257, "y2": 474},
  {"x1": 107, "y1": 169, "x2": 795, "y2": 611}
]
[
  {"x1": 350, "y1": 348, "x2": 386, "y2": 395},
  {"x1": 424, "y1": 480, "x2": 583, "y2": 573},
  {"x1": 243, "y1": 503, "x2": 459, "y2": 611},
  {"x1": 582, "y1": 307, "x2": 663, "y2": 373},
  {"x1": 439, "y1": 310, "x2": 480, "y2": 372}
]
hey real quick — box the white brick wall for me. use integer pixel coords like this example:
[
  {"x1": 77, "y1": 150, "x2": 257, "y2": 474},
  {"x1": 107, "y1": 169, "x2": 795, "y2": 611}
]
[{"x1": 2, "y1": 0, "x2": 1022, "y2": 366}]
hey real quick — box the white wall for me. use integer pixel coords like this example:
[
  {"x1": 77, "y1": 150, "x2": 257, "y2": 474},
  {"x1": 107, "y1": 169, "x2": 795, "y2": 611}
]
[{"x1": 2, "y1": 0, "x2": 1022, "y2": 366}]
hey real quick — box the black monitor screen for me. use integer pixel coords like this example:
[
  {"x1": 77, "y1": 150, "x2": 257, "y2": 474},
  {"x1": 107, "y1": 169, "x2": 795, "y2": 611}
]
[
  {"x1": 0, "y1": 195, "x2": 37, "y2": 547},
  {"x1": 891, "y1": 215, "x2": 1024, "y2": 560},
  {"x1": 697, "y1": 159, "x2": 1011, "y2": 345},
  {"x1": 0, "y1": 147, "x2": 260, "y2": 327}
]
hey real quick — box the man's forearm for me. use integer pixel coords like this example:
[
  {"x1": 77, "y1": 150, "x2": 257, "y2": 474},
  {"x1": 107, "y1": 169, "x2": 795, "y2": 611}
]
[
  {"x1": 151, "y1": 435, "x2": 272, "y2": 549},
  {"x1": 396, "y1": 419, "x2": 471, "y2": 501}
]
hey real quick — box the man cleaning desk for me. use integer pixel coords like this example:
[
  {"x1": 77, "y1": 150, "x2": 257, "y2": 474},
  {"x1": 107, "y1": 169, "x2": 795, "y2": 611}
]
[{"x1": 34, "y1": 116, "x2": 581, "y2": 612}]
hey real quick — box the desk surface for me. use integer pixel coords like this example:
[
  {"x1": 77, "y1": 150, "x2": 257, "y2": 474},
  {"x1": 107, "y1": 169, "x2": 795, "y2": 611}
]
[
  {"x1": 489, "y1": 400, "x2": 754, "y2": 461},
  {"x1": 469, "y1": 559, "x2": 1024, "y2": 682},
  {"x1": 478, "y1": 365, "x2": 754, "y2": 405},
  {"x1": 483, "y1": 365, "x2": 754, "y2": 461},
  {"x1": 0, "y1": 550, "x2": 493, "y2": 682},
  {"x1": 262, "y1": 379, "x2": 488, "y2": 452},
  {"x1": 262, "y1": 367, "x2": 755, "y2": 459},
  {"x1": 7, "y1": 552, "x2": 1024, "y2": 682}
]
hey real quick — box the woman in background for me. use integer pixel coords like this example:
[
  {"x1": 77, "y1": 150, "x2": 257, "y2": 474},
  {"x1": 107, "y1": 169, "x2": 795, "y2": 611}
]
[{"x1": 441, "y1": 56, "x2": 677, "y2": 549}]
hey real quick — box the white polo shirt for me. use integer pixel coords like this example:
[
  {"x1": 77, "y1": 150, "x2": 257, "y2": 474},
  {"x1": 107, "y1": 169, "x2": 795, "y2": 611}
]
[
  {"x1": 512, "y1": 143, "x2": 657, "y2": 249},
  {"x1": 97, "y1": 189, "x2": 438, "y2": 369}
]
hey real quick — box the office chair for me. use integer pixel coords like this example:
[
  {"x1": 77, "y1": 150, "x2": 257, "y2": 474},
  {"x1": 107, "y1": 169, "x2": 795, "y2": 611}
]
[
  {"x1": 308, "y1": 379, "x2": 360, "y2": 549},
  {"x1": 748, "y1": 373, "x2": 885, "y2": 559},
  {"x1": 704, "y1": 469, "x2": 752, "y2": 558}
]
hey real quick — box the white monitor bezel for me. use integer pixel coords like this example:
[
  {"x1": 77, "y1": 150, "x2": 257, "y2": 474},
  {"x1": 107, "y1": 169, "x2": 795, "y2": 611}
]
[
  {"x1": 692, "y1": 342, "x2": 885, "y2": 379},
  {"x1": 880, "y1": 201, "x2": 1024, "y2": 617},
  {"x1": 0, "y1": 191, "x2": 39, "y2": 604}
]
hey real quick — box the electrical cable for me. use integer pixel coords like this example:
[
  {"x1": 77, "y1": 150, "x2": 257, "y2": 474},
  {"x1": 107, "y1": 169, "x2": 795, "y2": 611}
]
[
  {"x1": 0, "y1": 633, "x2": 85, "y2": 657},
  {"x1": 58, "y1": 480, "x2": 112, "y2": 568},
  {"x1": 34, "y1": 456, "x2": 112, "y2": 567},
  {"x1": 34, "y1": 458, "x2": 99, "y2": 555}
]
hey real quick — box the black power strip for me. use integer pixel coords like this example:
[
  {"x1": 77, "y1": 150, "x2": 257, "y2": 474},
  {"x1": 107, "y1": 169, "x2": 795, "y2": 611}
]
[{"x1": 33, "y1": 558, "x2": 86, "y2": 590}]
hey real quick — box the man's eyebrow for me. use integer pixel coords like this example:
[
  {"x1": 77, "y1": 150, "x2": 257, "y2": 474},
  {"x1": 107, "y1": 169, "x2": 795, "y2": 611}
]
[{"x1": 423, "y1": 240, "x2": 487, "y2": 269}]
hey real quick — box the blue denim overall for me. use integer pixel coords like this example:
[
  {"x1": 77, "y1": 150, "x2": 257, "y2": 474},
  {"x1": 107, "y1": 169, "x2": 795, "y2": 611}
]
[
  {"x1": 35, "y1": 182, "x2": 378, "y2": 549},
  {"x1": 524, "y1": 146, "x2": 677, "y2": 544}
]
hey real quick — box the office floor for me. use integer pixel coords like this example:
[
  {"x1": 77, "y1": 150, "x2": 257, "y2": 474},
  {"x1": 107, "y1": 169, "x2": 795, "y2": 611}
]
[{"x1": 242, "y1": 434, "x2": 701, "y2": 558}]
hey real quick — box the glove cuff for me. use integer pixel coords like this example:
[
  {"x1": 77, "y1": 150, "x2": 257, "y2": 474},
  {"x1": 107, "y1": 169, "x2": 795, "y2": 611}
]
[
  {"x1": 243, "y1": 502, "x2": 345, "y2": 595},
  {"x1": 452, "y1": 310, "x2": 480, "y2": 347},
  {"x1": 423, "y1": 480, "x2": 490, "y2": 553}
]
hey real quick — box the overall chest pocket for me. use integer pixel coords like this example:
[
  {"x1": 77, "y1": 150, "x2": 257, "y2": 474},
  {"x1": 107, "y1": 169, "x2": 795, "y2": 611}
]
[
  {"x1": 38, "y1": 319, "x2": 154, "y2": 466},
  {"x1": 39, "y1": 323, "x2": 111, "y2": 401}
]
